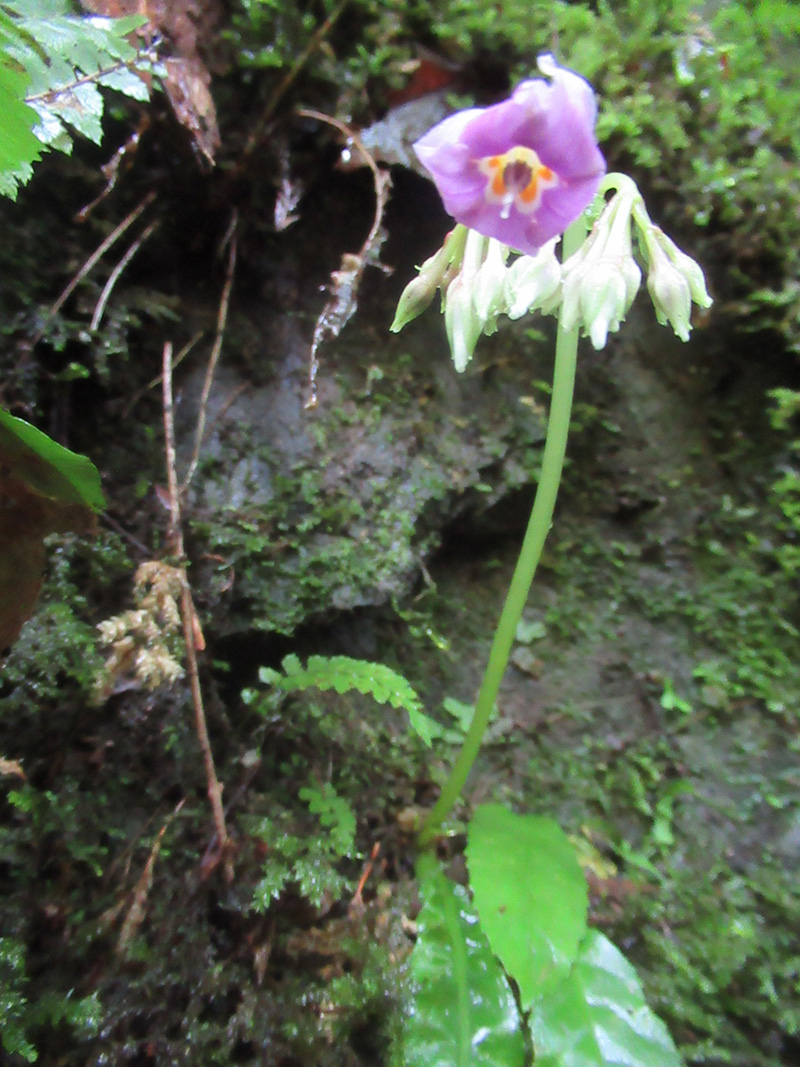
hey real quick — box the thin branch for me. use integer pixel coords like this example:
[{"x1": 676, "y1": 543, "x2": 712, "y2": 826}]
[
  {"x1": 25, "y1": 58, "x2": 147, "y2": 105},
  {"x1": 122, "y1": 330, "x2": 203, "y2": 420},
  {"x1": 296, "y1": 109, "x2": 390, "y2": 262},
  {"x1": 180, "y1": 214, "x2": 238, "y2": 493},
  {"x1": 162, "y1": 341, "x2": 233, "y2": 882},
  {"x1": 296, "y1": 107, "x2": 382, "y2": 185},
  {"x1": 296, "y1": 109, "x2": 391, "y2": 406},
  {"x1": 100, "y1": 512, "x2": 151, "y2": 558},
  {"x1": 91, "y1": 218, "x2": 160, "y2": 331},
  {"x1": 33, "y1": 191, "x2": 156, "y2": 346},
  {"x1": 78, "y1": 117, "x2": 149, "y2": 223},
  {"x1": 116, "y1": 799, "x2": 184, "y2": 958},
  {"x1": 162, "y1": 343, "x2": 181, "y2": 551}
]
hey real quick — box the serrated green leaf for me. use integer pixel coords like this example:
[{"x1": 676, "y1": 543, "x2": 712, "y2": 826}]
[
  {"x1": 403, "y1": 861, "x2": 525, "y2": 1067},
  {"x1": 98, "y1": 66, "x2": 148, "y2": 100},
  {"x1": 0, "y1": 408, "x2": 105, "y2": 512},
  {"x1": 467, "y1": 805, "x2": 588, "y2": 1007},
  {"x1": 291, "y1": 856, "x2": 348, "y2": 909},
  {"x1": 257, "y1": 654, "x2": 438, "y2": 745},
  {"x1": 0, "y1": 57, "x2": 41, "y2": 184},
  {"x1": 0, "y1": 1, "x2": 149, "y2": 196},
  {"x1": 252, "y1": 866, "x2": 291, "y2": 911},
  {"x1": 31, "y1": 80, "x2": 104, "y2": 145},
  {"x1": 531, "y1": 930, "x2": 683, "y2": 1067}
]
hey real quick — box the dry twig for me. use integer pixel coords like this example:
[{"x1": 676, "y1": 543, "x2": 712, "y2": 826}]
[
  {"x1": 180, "y1": 213, "x2": 238, "y2": 493},
  {"x1": 116, "y1": 800, "x2": 185, "y2": 957},
  {"x1": 90, "y1": 218, "x2": 160, "y2": 331},
  {"x1": 77, "y1": 118, "x2": 150, "y2": 223},
  {"x1": 162, "y1": 341, "x2": 232, "y2": 882},
  {"x1": 122, "y1": 330, "x2": 204, "y2": 420},
  {"x1": 296, "y1": 109, "x2": 391, "y2": 407},
  {"x1": 90, "y1": 219, "x2": 161, "y2": 328},
  {"x1": 33, "y1": 190, "x2": 156, "y2": 347}
]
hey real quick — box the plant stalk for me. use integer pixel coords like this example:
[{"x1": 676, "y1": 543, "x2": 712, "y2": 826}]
[{"x1": 418, "y1": 218, "x2": 585, "y2": 846}]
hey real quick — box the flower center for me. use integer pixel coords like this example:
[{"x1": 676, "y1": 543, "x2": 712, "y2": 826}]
[{"x1": 478, "y1": 147, "x2": 558, "y2": 219}]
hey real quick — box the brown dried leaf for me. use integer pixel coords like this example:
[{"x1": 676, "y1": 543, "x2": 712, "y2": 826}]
[
  {"x1": 163, "y1": 55, "x2": 220, "y2": 165},
  {"x1": 116, "y1": 801, "x2": 183, "y2": 956},
  {"x1": 0, "y1": 470, "x2": 97, "y2": 650},
  {"x1": 82, "y1": 0, "x2": 223, "y2": 164}
]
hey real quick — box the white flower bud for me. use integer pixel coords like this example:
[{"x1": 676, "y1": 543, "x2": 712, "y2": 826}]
[
  {"x1": 584, "y1": 266, "x2": 631, "y2": 349},
  {"x1": 473, "y1": 239, "x2": 510, "y2": 323},
  {"x1": 391, "y1": 225, "x2": 468, "y2": 333},
  {"x1": 646, "y1": 246, "x2": 693, "y2": 341},
  {"x1": 444, "y1": 274, "x2": 483, "y2": 372},
  {"x1": 504, "y1": 239, "x2": 562, "y2": 319},
  {"x1": 637, "y1": 221, "x2": 712, "y2": 341},
  {"x1": 559, "y1": 190, "x2": 642, "y2": 349}
]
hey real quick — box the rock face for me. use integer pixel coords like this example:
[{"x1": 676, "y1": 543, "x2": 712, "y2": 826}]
[{"x1": 177, "y1": 291, "x2": 549, "y2": 636}]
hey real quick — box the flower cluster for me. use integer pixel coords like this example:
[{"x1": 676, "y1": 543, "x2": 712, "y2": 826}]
[
  {"x1": 392, "y1": 58, "x2": 712, "y2": 368},
  {"x1": 392, "y1": 225, "x2": 561, "y2": 371}
]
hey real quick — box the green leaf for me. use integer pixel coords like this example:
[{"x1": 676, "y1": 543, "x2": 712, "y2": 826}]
[
  {"x1": 403, "y1": 860, "x2": 525, "y2": 1067},
  {"x1": 467, "y1": 805, "x2": 588, "y2": 1007},
  {"x1": 0, "y1": 409, "x2": 105, "y2": 512},
  {"x1": 299, "y1": 781, "x2": 356, "y2": 857},
  {"x1": 0, "y1": 57, "x2": 41, "y2": 176},
  {"x1": 0, "y1": 1, "x2": 149, "y2": 197},
  {"x1": 531, "y1": 929, "x2": 683, "y2": 1067},
  {"x1": 258, "y1": 654, "x2": 438, "y2": 745}
]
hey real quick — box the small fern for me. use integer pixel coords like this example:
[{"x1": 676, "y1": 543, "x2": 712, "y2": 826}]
[
  {"x1": 257, "y1": 654, "x2": 437, "y2": 745},
  {"x1": 299, "y1": 782, "x2": 356, "y2": 857}
]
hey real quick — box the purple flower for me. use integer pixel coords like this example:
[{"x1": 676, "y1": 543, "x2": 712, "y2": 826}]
[{"x1": 413, "y1": 55, "x2": 606, "y2": 255}]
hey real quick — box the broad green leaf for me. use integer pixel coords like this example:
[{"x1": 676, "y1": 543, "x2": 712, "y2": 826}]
[
  {"x1": 531, "y1": 929, "x2": 683, "y2": 1067},
  {"x1": 0, "y1": 409, "x2": 105, "y2": 512},
  {"x1": 403, "y1": 860, "x2": 525, "y2": 1067},
  {"x1": 467, "y1": 805, "x2": 588, "y2": 1007},
  {"x1": 0, "y1": 56, "x2": 41, "y2": 185},
  {"x1": 258, "y1": 654, "x2": 438, "y2": 745}
]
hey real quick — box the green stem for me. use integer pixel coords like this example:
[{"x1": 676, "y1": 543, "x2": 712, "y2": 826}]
[{"x1": 418, "y1": 218, "x2": 585, "y2": 847}]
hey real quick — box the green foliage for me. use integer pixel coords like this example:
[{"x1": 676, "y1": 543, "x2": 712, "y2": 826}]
[
  {"x1": 248, "y1": 797, "x2": 355, "y2": 911},
  {"x1": 0, "y1": 408, "x2": 105, "y2": 512},
  {"x1": 0, "y1": 0, "x2": 149, "y2": 199},
  {"x1": 466, "y1": 804, "x2": 588, "y2": 1007},
  {"x1": 530, "y1": 930, "x2": 682, "y2": 1067},
  {"x1": 0, "y1": 937, "x2": 37, "y2": 1063},
  {"x1": 0, "y1": 935, "x2": 101, "y2": 1063},
  {"x1": 617, "y1": 859, "x2": 800, "y2": 1065},
  {"x1": 402, "y1": 857, "x2": 525, "y2": 1067},
  {"x1": 257, "y1": 654, "x2": 438, "y2": 745},
  {"x1": 0, "y1": 19, "x2": 41, "y2": 191},
  {"x1": 298, "y1": 781, "x2": 357, "y2": 856},
  {"x1": 406, "y1": 810, "x2": 681, "y2": 1066},
  {"x1": 0, "y1": 534, "x2": 125, "y2": 718}
]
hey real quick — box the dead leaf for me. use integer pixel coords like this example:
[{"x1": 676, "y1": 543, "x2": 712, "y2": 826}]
[
  {"x1": 0, "y1": 469, "x2": 97, "y2": 651},
  {"x1": 82, "y1": 0, "x2": 223, "y2": 165},
  {"x1": 163, "y1": 56, "x2": 220, "y2": 165}
]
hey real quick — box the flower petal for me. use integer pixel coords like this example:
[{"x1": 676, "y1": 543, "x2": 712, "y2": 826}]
[{"x1": 413, "y1": 55, "x2": 605, "y2": 255}]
